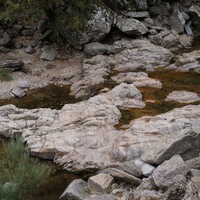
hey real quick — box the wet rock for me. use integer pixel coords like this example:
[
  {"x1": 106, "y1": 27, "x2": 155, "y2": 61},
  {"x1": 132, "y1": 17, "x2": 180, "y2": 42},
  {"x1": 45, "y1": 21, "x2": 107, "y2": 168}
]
[
  {"x1": 84, "y1": 42, "x2": 106, "y2": 56},
  {"x1": 59, "y1": 179, "x2": 90, "y2": 200},
  {"x1": 88, "y1": 173, "x2": 114, "y2": 194},
  {"x1": 116, "y1": 17, "x2": 148, "y2": 36},
  {"x1": 165, "y1": 90, "x2": 200, "y2": 103},
  {"x1": 102, "y1": 168, "x2": 142, "y2": 185},
  {"x1": 40, "y1": 45, "x2": 59, "y2": 61},
  {"x1": 152, "y1": 155, "x2": 190, "y2": 189}
]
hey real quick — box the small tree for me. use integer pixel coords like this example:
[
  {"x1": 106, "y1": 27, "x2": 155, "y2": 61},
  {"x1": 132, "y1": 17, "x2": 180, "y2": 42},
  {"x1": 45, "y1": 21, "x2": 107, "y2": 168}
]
[
  {"x1": 0, "y1": 0, "x2": 94, "y2": 42},
  {"x1": 0, "y1": 137, "x2": 52, "y2": 200}
]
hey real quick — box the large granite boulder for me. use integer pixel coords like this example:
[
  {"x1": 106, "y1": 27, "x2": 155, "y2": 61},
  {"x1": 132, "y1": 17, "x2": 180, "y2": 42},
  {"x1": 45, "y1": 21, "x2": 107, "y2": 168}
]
[{"x1": 65, "y1": 3, "x2": 116, "y2": 49}]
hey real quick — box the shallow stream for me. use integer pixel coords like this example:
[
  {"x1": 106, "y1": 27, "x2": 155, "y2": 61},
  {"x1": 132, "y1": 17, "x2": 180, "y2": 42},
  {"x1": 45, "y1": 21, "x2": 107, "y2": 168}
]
[{"x1": 0, "y1": 41, "x2": 200, "y2": 199}]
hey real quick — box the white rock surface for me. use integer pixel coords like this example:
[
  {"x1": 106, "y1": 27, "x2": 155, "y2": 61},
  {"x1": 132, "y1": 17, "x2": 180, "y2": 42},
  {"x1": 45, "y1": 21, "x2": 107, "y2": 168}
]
[{"x1": 165, "y1": 90, "x2": 200, "y2": 103}]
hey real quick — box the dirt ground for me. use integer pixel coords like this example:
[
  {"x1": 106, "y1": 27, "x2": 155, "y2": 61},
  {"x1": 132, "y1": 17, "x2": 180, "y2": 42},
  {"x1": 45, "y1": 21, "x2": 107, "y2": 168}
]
[{"x1": 0, "y1": 44, "x2": 83, "y2": 99}]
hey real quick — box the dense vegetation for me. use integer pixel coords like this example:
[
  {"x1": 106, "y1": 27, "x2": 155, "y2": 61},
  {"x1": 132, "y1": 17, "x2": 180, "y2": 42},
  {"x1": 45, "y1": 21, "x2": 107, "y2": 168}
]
[
  {"x1": 0, "y1": 137, "x2": 52, "y2": 200},
  {"x1": 0, "y1": 0, "x2": 94, "y2": 42}
]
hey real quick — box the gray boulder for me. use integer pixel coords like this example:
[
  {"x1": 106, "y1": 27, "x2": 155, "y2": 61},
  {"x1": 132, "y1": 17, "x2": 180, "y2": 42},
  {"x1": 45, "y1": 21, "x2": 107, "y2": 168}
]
[
  {"x1": 141, "y1": 163, "x2": 156, "y2": 177},
  {"x1": 66, "y1": 3, "x2": 115, "y2": 49},
  {"x1": 133, "y1": 190, "x2": 163, "y2": 200},
  {"x1": 186, "y1": 157, "x2": 200, "y2": 170},
  {"x1": 84, "y1": 42, "x2": 106, "y2": 56},
  {"x1": 189, "y1": 5, "x2": 200, "y2": 29},
  {"x1": 0, "y1": 46, "x2": 10, "y2": 53},
  {"x1": 152, "y1": 155, "x2": 190, "y2": 189},
  {"x1": 113, "y1": 160, "x2": 144, "y2": 177},
  {"x1": 133, "y1": 0, "x2": 148, "y2": 11},
  {"x1": 21, "y1": 29, "x2": 34, "y2": 37},
  {"x1": 3, "y1": 32, "x2": 12, "y2": 47},
  {"x1": 170, "y1": 10, "x2": 186, "y2": 34},
  {"x1": 25, "y1": 45, "x2": 34, "y2": 54},
  {"x1": 88, "y1": 173, "x2": 114, "y2": 194},
  {"x1": 116, "y1": 17, "x2": 148, "y2": 35},
  {"x1": 59, "y1": 179, "x2": 90, "y2": 200},
  {"x1": 141, "y1": 128, "x2": 200, "y2": 165},
  {"x1": 102, "y1": 168, "x2": 142, "y2": 185},
  {"x1": 40, "y1": 45, "x2": 59, "y2": 61},
  {"x1": 149, "y1": 30, "x2": 179, "y2": 49},
  {"x1": 11, "y1": 86, "x2": 25, "y2": 98}
]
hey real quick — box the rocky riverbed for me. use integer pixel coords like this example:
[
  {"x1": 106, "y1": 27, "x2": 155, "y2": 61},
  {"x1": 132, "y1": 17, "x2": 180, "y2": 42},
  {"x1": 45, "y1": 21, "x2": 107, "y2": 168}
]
[{"x1": 1, "y1": 0, "x2": 200, "y2": 199}]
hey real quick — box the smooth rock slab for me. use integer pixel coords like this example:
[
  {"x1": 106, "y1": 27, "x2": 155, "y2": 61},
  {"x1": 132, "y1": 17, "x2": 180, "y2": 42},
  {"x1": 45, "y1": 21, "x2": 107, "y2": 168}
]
[
  {"x1": 165, "y1": 90, "x2": 200, "y2": 103},
  {"x1": 111, "y1": 72, "x2": 162, "y2": 88},
  {"x1": 1, "y1": 102, "x2": 200, "y2": 173}
]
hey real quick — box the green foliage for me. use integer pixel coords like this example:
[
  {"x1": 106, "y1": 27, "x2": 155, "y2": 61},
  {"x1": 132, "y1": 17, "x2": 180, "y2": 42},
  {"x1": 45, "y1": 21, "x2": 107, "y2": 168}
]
[
  {"x1": 0, "y1": 0, "x2": 94, "y2": 42},
  {"x1": 0, "y1": 137, "x2": 52, "y2": 200},
  {"x1": 0, "y1": 69, "x2": 13, "y2": 82}
]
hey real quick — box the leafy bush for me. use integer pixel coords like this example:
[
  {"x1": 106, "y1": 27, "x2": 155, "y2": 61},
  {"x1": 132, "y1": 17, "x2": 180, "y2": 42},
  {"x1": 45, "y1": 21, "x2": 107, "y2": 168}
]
[
  {"x1": 0, "y1": 137, "x2": 52, "y2": 200},
  {"x1": 0, "y1": 69, "x2": 13, "y2": 81},
  {"x1": 0, "y1": 0, "x2": 94, "y2": 42}
]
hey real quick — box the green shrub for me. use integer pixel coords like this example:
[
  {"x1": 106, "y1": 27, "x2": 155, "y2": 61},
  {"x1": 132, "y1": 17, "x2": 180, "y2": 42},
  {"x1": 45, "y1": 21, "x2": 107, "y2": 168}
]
[
  {"x1": 0, "y1": 69, "x2": 13, "y2": 82},
  {"x1": 0, "y1": 0, "x2": 94, "y2": 42},
  {"x1": 0, "y1": 137, "x2": 52, "y2": 200}
]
